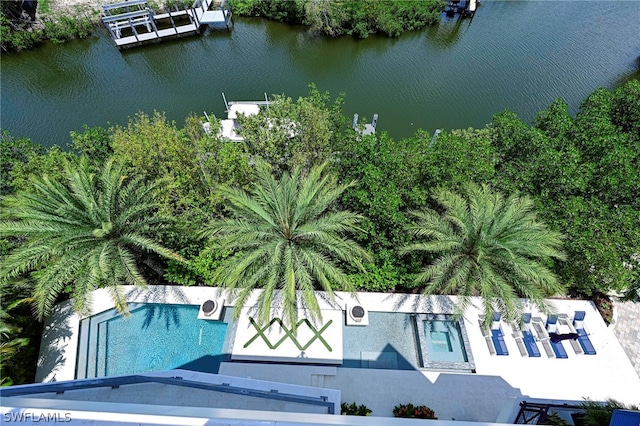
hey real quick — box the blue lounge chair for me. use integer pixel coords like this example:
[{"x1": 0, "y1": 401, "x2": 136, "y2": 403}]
[
  {"x1": 491, "y1": 329, "x2": 509, "y2": 356},
  {"x1": 522, "y1": 330, "x2": 541, "y2": 357},
  {"x1": 573, "y1": 311, "x2": 596, "y2": 355},
  {"x1": 546, "y1": 316, "x2": 568, "y2": 359},
  {"x1": 521, "y1": 314, "x2": 541, "y2": 357},
  {"x1": 490, "y1": 313, "x2": 509, "y2": 355}
]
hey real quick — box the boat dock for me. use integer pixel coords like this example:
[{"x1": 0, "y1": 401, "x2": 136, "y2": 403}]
[
  {"x1": 101, "y1": 0, "x2": 232, "y2": 49},
  {"x1": 202, "y1": 94, "x2": 270, "y2": 141},
  {"x1": 352, "y1": 113, "x2": 378, "y2": 135},
  {"x1": 445, "y1": 0, "x2": 478, "y2": 17}
]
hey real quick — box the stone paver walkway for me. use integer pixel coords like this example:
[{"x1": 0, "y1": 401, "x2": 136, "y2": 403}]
[{"x1": 611, "y1": 300, "x2": 640, "y2": 378}]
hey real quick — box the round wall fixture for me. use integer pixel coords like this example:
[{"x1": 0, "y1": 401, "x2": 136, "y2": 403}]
[
  {"x1": 350, "y1": 305, "x2": 365, "y2": 322},
  {"x1": 202, "y1": 300, "x2": 218, "y2": 317}
]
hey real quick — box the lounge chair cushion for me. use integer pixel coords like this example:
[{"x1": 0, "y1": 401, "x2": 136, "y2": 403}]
[
  {"x1": 522, "y1": 330, "x2": 541, "y2": 357},
  {"x1": 491, "y1": 329, "x2": 509, "y2": 356},
  {"x1": 576, "y1": 329, "x2": 596, "y2": 355},
  {"x1": 550, "y1": 340, "x2": 568, "y2": 359}
]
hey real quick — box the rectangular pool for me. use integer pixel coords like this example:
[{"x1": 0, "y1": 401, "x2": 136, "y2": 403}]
[
  {"x1": 342, "y1": 312, "x2": 420, "y2": 370},
  {"x1": 77, "y1": 304, "x2": 232, "y2": 378}
]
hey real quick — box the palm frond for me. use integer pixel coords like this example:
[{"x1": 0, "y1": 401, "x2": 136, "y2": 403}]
[
  {"x1": 204, "y1": 161, "x2": 367, "y2": 327},
  {"x1": 0, "y1": 158, "x2": 182, "y2": 320},
  {"x1": 404, "y1": 183, "x2": 565, "y2": 326}
]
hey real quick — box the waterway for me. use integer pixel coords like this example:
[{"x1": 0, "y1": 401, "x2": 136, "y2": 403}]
[{"x1": 1, "y1": 1, "x2": 639, "y2": 148}]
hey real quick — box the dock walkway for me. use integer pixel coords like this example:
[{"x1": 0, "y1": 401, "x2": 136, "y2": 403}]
[{"x1": 102, "y1": 0, "x2": 232, "y2": 49}]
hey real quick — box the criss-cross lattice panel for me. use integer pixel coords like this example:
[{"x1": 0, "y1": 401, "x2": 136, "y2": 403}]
[{"x1": 232, "y1": 308, "x2": 343, "y2": 364}]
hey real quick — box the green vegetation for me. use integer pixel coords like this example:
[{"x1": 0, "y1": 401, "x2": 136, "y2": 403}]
[
  {"x1": 0, "y1": 81, "x2": 638, "y2": 384},
  {"x1": 402, "y1": 183, "x2": 566, "y2": 328},
  {"x1": 341, "y1": 402, "x2": 372, "y2": 416},
  {"x1": 393, "y1": 403, "x2": 437, "y2": 419},
  {"x1": 0, "y1": 158, "x2": 184, "y2": 319},
  {"x1": 578, "y1": 399, "x2": 640, "y2": 426},
  {"x1": 202, "y1": 162, "x2": 371, "y2": 328},
  {"x1": 43, "y1": 15, "x2": 93, "y2": 44},
  {"x1": 0, "y1": 280, "x2": 35, "y2": 386},
  {"x1": 2, "y1": 0, "x2": 446, "y2": 53},
  {"x1": 231, "y1": 0, "x2": 446, "y2": 38},
  {"x1": 0, "y1": 1, "x2": 94, "y2": 52}
]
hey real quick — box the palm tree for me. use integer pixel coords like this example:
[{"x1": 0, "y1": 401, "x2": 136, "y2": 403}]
[
  {"x1": 402, "y1": 183, "x2": 566, "y2": 327},
  {"x1": 0, "y1": 158, "x2": 184, "y2": 320},
  {"x1": 203, "y1": 162, "x2": 371, "y2": 328}
]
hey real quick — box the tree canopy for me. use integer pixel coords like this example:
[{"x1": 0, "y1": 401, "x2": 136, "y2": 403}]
[
  {"x1": 402, "y1": 183, "x2": 566, "y2": 327},
  {"x1": 0, "y1": 158, "x2": 184, "y2": 319},
  {"x1": 201, "y1": 162, "x2": 371, "y2": 328},
  {"x1": 1, "y1": 79, "x2": 638, "y2": 384}
]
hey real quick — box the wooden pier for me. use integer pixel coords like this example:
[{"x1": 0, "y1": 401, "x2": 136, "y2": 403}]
[{"x1": 101, "y1": 0, "x2": 232, "y2": 49}]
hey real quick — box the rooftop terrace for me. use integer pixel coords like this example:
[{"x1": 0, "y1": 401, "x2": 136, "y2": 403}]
[{"x1": 29, "y1": 286, "x2": 640, "y2": 421}]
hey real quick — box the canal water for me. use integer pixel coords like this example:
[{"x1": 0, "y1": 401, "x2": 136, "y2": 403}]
[{"x1": 1, "y1": 1, "x2": 639, "y2": 147}]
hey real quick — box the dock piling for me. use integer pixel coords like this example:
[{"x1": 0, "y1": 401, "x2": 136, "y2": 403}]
[{"x1": 429, "y1": 129, "x2": 442, "y2": 147}]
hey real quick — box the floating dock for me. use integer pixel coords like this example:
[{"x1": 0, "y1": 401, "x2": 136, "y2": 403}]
[{"x1": 101, "y1": 0, "x2": 232, "y2": 49}]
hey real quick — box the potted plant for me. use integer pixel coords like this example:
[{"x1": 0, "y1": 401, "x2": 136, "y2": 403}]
[
  {"x1": 341, "y1": 402, "x2": 372, "y2": 416},
  {"x1": 393, "y1": 403, "x2": 437, "y2": 419}
]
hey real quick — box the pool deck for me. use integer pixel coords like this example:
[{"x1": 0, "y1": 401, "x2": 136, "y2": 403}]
[{"x1": 36, "y1": 286, "x2": 640, "y2": 420}]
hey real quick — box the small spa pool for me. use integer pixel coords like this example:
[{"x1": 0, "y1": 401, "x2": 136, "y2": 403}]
[
  {"x1": 77, "y1": 303, "x2": 233, "y2": 379},
  {"x1": 416, "y1": 314, "x2": 474, "y2": 371}
]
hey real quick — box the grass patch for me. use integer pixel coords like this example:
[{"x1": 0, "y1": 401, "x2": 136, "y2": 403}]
[{"x1": 39, "y1": 0, "x2": 51, "y2": 14}]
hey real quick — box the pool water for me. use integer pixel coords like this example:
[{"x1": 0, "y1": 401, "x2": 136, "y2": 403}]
[
  {"x1": 342, "y1": 312, "x2": 420, "y2": 370},
  {"x1": 342, "y1": 312, "x2": 474, "y2": 372},
  {"x1": 78, "y1": 304, "x2": 230, "y2": 378},
  {"x1": 423, "y1": 320, "x2": 468, "y2": 362}
]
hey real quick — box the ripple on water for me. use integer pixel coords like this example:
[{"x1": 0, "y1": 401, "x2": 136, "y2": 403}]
[{"x1": 1, "y1": 2, "x2": 639, "y2": 145}]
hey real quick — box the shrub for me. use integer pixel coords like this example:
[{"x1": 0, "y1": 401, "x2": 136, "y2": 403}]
[
  {"x1": 580, "y1": 398, "x2": 639, "y2": 426},
  {"x1": 341, "y1": 402, "x2": 372, "y2": 416},
  {"x1": 393, "y1": 403, "x2": 437, "y2": 419},
  {"x1": 545, "y1": 412, "x2": 572, "y2": 426},
  {"x1": 44, "y1": 15, "x2": 92, "y2": 44}
]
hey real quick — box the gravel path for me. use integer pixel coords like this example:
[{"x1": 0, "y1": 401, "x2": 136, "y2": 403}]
[
  {"x1": 45, "y1": 0, "x2": 103, "y2": 18},
  {"x1": 44, "y1": 0, "x2": 170, "y2": 19}
]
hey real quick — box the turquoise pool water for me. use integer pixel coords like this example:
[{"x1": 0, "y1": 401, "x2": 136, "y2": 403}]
[
  {"x1": 78, "y1": 304, "x2": 229, "y2": 378},
  {"x1": 423, "y1": 320, "x2": 468, "y2": 363}
]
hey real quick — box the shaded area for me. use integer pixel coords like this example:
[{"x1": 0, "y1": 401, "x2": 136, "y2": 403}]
[
  {"x1": 342, "y1": 312, "x2": 419, "y2": 370},
  {"x1": 342, "y1": 311, "x2": 474, "y2": 372},
  {"x1": 35, "y1": 302, "x2": 74, "y2": 382}
]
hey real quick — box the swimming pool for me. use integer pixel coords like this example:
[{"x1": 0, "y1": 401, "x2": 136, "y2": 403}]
[
  {"x1": 342, "y1": 312, "x2": 474, "y2": 372},
  {"x1": 77, "y1": 304, "x2": 232, "y2": 379},
  {"x1": 415, "y1": 314, "x2": 475, "y2": 371},
  {"x1": 342, "y1": 312, "x2": 420, "y2": 370}
]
